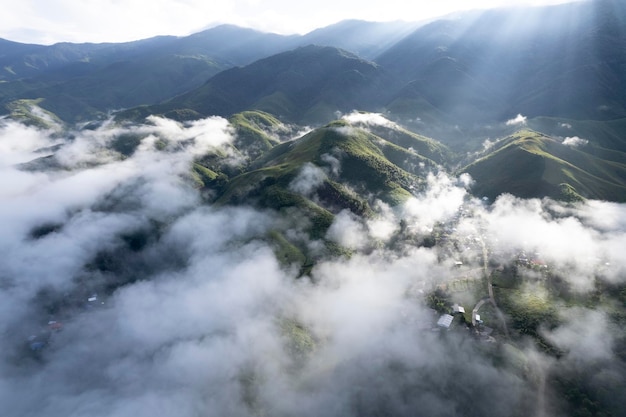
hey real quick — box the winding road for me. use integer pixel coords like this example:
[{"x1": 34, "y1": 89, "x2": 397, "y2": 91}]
[
  {"x1": 471, "y1": 231, "x2": 509, "y2": 338},
  {"x1": 471, "y1": 222, "x2": 547, "y2": 414}
]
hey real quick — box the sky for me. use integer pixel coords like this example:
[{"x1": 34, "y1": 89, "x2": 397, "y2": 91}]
[{"x1": 1, "y1": 0, "x2": 584, "y2": 45}]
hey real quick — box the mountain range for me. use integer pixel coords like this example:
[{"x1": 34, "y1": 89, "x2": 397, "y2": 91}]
[
  {"x1": 1, "y1": 0, "x2": 625, "y2": 202},
  {"x1": 3, "y1": 3, "x2": 626, "y2": 417}
]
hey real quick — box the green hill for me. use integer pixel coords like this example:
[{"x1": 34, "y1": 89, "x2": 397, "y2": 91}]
[
  {"x1": 180, "y1": 117, "x2": 445, "y2": 265},
  {"x1": 120, "y1": 45, "x2": 395, "y2": 125},
  {"x1": 345, "y1": 116, "x2": 451, "y2": 165},
  {"x1": 192, "y1": 118, "x2": 447, "y2": 251},
  {"x1": 228, "y1": 111, "x2": 287, "y2": 161},
  {"x1": 216, "y1": 119, "x2": 433, "y2": 207},
  {"x1": 461, "y1": 129, "x2": 626, "y2": 201}
]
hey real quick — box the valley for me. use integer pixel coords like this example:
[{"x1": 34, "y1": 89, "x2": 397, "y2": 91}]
[{"x1": 1, "y1": 1, "x2": 625, "y2": 417}]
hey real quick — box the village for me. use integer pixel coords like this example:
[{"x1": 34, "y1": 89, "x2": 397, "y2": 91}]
[
  {"x1": 417, "y1": 202, "x2": 560, "y2": 345},
  {"x1": 20, "y1": 292, "x2": 105, "y2": 357}
]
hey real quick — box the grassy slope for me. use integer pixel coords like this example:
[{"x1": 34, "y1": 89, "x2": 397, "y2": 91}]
[
  {"x1": 358, "y1": 122, "x2": 451, "y2": 165},
  {"x1": 462, "y1": 130, "x2": 626, "y2": 201},
  {"x1": 5, "y1": 98, "x2": 64, "y2": 128},
  {"x1": 211, "y1": 121, "x2": 440, "y2": 247},
  {"x1": 229, "y1": 111, "x2": 282, "y2": 160}
]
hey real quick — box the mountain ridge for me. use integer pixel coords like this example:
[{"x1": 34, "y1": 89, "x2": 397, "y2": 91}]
[
  {"x1": 116, "y1": 45, "x2": 395, "y2": 124},
  {"x1": 2, "y1": 2, "x2": 625, "y2": 203}
]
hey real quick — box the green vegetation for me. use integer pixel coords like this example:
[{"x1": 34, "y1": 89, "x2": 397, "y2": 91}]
[
  {"x1": 217, "y1": 121, "x2": 425, "y2": 212},
  {"x1": 229, "y1": 111, "x2": 282, "y2": 161},
  {"x1": 280, "y1": 318, "x2": 317, "y2": 361},
  {"x1": 559, "y1": 183, "x2": 585, "y2": 202},
  {"x1": 261, "y1": 186, "x2": 334, "y2": 240},
  {"x1": 266, "y1": 230, "x2": 307, "y2": 268},
  {"x1": 461, "y1": 130, "x2": 626, "y2": 202},
  {"x1": 0, "y1": 26, "x2": 304, "y2": 123},
  {"x1": 187, "y1": 118, "x2": 438, "y2": 267},
  {"x1": 497, "y1": 282, "x2": 559, "y2": 339},
  {"x1": 5, "y1": 99, "x2": 63, "y2": 129},
  {"x1": 3, "y1": 11, "x2": 626, "y2": 417},
  {"x1": 191, "y1": 163, "x2": 220, "y2": 189},
  {"x1": 317, "y1": 180, "x2": 372, "y2": 216},
  {"x1": 132, "y1": 45, "x2": 392, "y2": 125},
  {"x1": 110, "y1": 133, "x2": 142, "y2": 157},
  {"x1": 364, "y1": 122, "x2": 451, "y2": 165}
]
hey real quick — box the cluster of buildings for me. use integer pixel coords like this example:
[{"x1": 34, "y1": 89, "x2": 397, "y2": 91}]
[
  {"x1": 425, "y1": 302, "x2": 495, "y2": 343},
  {"x1": 24, "y1": 292, "x2": 104, "y2": 354}
]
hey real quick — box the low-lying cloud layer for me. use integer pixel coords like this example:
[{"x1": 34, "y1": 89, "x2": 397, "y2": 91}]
[{"x1": 1, "y1": 116, "x2": 624, "y2": 417}]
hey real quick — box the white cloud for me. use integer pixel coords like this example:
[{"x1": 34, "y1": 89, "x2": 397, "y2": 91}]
[
  {"x1": 326, "y1": 209, "x2": 368, "y2": 249},
  {"x1": 144, "y1": 115, "x2": 234, "y2": 154},
  {"x1": 457, "y1": 172, "x2": 474, "y2": 189},
  {"x1": 320, "y1": 153, "x2": 342, "y2": 177},
  {"x1": 0, "y1": 120, "x2": 59, "y2": 167},
  {"x1": 289, "y1": 162, "x2": 327, "y2": 196},
  {"x1": 543, "y1": 308, "x2": 615, "y2": 363},
  {"x1": 342, "y1": 112, "x2": 398, "y2": 129},
  {"x1": 0, "y1": 116, "x2": 624, "y2": 417},
  {"x1": 402, "y1": 172, "x2": 467, "y2": 233},
  {"x1": 562, "y1": 136, "x2": 588, "y2": 147},
  {"x1": 484, "y1": 194, "x2": 626, "y2": 291},
  {"x1": 367, "y1": 200, "x2": 400, "y2": 241},
  {"x1": 481, "y1": 138, "x2": 496, "y2": 151},
  {"x1": 505, "y1": 114, "x2": 527, "y2": 126}
]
